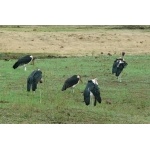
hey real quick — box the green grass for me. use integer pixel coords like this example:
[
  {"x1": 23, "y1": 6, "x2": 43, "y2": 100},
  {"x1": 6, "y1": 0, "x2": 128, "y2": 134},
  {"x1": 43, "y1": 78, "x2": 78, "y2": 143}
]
[{"x1": 0, "y1": 54, "x2": 150, "y2": 123}]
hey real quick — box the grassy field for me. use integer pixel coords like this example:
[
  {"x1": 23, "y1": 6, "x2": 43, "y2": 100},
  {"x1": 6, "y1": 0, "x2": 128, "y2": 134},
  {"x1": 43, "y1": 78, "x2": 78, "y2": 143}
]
[
  {"x1": 0, "y1": 26, "x2": 150, "y2": 124},
  {"x1": 0, "y1": 54, "x2": 150, "y2": 123}
]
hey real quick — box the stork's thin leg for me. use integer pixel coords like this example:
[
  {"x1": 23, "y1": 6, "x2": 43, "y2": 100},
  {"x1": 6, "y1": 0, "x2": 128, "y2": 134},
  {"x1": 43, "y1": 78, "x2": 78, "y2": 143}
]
[
  {"x1": 94, "y1": 99, "x2": 97, "y2": 106},
  {"x1": 120, "y1": 77, "x2": 122, "y2": 82},
  {"x1": 119, "y1": 74, "x2": 122, "y2": 82},
  {"x1": 90, "y1": 95, "x2": 93, "y2": 106},
  {"x1": 70, "y1": 87, "x2": 74, "y2": 93}
]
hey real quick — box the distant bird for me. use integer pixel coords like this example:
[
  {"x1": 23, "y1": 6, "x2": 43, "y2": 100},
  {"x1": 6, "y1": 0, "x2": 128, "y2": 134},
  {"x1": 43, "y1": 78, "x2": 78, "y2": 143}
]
[
  {"x1": 61, "y1": 75, "x2": 82, "y2": 93},
  {"x1": 112, "y1": 52, "x2": 128, "y2": 82},
  {"x1": 83, "y1": 78, "x2": 102, "y2": 106},
  {"x1": 27, "y1": 69, "x2": 43, "y2": 92},
  {"x1": 13, "y1": 55, "x2": 35, "y2": 71}
]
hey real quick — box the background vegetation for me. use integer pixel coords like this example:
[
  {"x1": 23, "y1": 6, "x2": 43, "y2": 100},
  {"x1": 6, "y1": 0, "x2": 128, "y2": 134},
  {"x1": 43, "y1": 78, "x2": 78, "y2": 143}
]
[{"x1": 1, "y1": 25, "x2": 150, "y2": 30}]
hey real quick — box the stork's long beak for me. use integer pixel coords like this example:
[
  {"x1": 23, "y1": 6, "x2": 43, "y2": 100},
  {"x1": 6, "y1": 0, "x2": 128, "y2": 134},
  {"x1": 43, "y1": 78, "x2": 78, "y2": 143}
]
[
  {"x1": 80, "y1": 77, "x2": 83, "y2": 83},
  {"x1": 31, "y1": 58, "x2": 35, "y2": 65},
  {"x1": 121, "y1": 52, "x2": 125, "y2": 60},
  {"x1": 40, "y1": 78, "x2": 43, "y2": 83}
]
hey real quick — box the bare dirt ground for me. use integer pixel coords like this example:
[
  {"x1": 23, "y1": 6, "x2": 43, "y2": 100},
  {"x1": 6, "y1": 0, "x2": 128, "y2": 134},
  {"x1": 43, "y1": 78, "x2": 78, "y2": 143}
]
[{"x1": 0, "y1": 29, "x2": 150, "y2": 56}]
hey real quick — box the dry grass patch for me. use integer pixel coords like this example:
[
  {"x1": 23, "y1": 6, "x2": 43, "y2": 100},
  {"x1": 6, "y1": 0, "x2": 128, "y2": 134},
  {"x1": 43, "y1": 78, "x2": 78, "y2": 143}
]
[{"x1": 0, "y1": 27, "x2": 150, "y2": 56}]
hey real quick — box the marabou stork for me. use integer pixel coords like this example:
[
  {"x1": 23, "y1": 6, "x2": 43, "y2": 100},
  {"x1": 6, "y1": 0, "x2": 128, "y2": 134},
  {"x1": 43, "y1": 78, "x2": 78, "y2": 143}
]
[
  {"x1": 13, "y1": 55, "x2": 35, "y2": 71},
  {"x1": 27, "y1": 69, "x2": 43, "y2": 92},
  {"x1": 61, "y1": 75, "x2": 82, "y2": 93},
  {"x1": 83, "y1": 78, "x2": 102, "y2": 106},
  {"x1": 112, "y1": 52, "x2": 128, "y2": 82}
]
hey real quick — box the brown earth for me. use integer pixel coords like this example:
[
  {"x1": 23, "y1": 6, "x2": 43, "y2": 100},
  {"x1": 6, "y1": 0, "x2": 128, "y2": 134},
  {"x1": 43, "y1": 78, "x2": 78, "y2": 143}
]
[{"x1": 0, "y1": 29, "x2": 150, "y2": 56}]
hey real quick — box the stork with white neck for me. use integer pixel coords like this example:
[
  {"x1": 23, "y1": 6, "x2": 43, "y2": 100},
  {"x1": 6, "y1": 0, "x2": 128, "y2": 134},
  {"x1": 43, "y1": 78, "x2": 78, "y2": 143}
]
[
  {"x1": 13, "y1": 55, "x2": 35, "y2": 71},
  {"x1": 83, "y1": 78, "x2": 102, "y2": 106}
]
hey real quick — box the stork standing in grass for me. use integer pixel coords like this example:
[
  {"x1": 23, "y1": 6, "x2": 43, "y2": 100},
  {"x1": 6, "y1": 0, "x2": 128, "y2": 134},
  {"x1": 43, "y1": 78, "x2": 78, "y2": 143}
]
[
  {"x1": 83, "y1": 78, "x2": 102, "y2": 106},
  {"x1": 61, "y1": 75, "x2": 82, "y2": 93},
  {"x1": 13, "y1": 55, "x2": 35, "y2": 71},
  {"x1": 27, "y1": 69, "x2": 43, "y2": 92},
  {"x1": 112, "y1": 52, "x2": 128, "y2": 82}
]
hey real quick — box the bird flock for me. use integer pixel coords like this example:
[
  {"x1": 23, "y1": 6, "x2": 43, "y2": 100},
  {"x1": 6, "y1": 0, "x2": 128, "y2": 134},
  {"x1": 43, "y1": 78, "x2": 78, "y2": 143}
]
[{"x1": 12, "y1": 52, "x2": 128, "y2": 106}]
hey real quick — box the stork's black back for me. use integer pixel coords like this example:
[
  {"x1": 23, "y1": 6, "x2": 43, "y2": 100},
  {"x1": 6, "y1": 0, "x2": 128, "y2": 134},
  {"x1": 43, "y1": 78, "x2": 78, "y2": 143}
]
[
  {"x1": 62, "y1": 75, "x2": 80, "y2": 91},
  {"x1": 83, "y1": 80, "x2": 102, "y2": 106},
  {"x1": 112, "y1": 59, "x2": 128, "y2": 77},
  {"x1": 13, "y1": 55, "x2": 33, "y2": 69},
  {"x1": 27, "y1": 70, "x2": 42, "y2": 92}
]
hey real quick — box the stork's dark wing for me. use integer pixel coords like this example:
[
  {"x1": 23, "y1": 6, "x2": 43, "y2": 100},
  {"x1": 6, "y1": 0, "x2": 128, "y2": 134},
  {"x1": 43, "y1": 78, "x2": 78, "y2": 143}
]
[
  {"x1": 116, "y1": 61, "x2": 128, "y2": 76},
  {"x1": 66, "y1": 76, "x2": 79, "y2": 85},
  {"x1": 61, "y1": 75, "x2": 79, "y2": 91},
  {"x1": 33, "y1": 71, "x2": 42, "y2": 83},
  {"x1": 91, "y1": 84, "x2": 102, "y2": 104},
  {"x1": 13, "y1": 55, "x2": 32, "y2": 69},
  {"x1": 27, "y1": 70, "x2": 42, "y2": 91},
  {"x1": 17, "y1": 55, "x2": 32, "y2": 65},
  {"x1": 27, "y1": 70, "x2": 37, "y2": 91},
  {"x1": 112, "y1": 59, "x2": 118, "y2": 74},
  {"x1": 83, "y1": 81, "x2": 93, "y2": 105},
  {"x1": 32, "y1": 71, "x2": 42, "y2": 91},
  {"x1": 61, "y1": 82, "x2": 70, "y2": 91}
]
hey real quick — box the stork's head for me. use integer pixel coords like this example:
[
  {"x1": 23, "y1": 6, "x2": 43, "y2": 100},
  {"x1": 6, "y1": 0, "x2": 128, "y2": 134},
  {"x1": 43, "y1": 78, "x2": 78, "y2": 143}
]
[
  {"x1": 77, "y1": 75, "x2": 83, "y2": 83},
  {"x1": 37, "y1": 69, "x2": 43, "y2": 83},
  {"x1": 122, "y1": 52, "x2": 125, "y2": 57},
  {"x1": 30, "y1": 55, "x2": 35, "y2": 65},
  {"x1": 39, "y1": 78, "x2": 43, "y2": 83},
  {"x1": 92, "y1": 78, "x2": 98, "y2": 85},
  {"x1": 118, "y1": 57, "x2": 124, "y2": 61}
]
